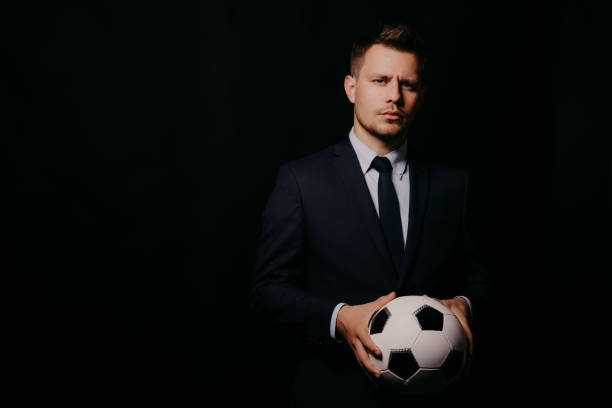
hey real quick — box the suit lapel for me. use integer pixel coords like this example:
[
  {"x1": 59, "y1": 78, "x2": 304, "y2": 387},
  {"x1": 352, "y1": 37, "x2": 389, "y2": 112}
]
[
  {"x1": 332, "y1": 137, "x2": 396, "y2": 286},
  {"x1": 397, "y1": 158, "x2": 429, "y2": 291}
]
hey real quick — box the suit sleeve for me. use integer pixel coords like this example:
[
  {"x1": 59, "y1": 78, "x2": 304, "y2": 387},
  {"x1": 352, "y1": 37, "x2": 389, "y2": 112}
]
[
  {"x1": 458, "y1": 171, "x2": 489, "y2": 324},
  {"x1": 248, "y1": 164, "x2": 338, "y2": 342}
]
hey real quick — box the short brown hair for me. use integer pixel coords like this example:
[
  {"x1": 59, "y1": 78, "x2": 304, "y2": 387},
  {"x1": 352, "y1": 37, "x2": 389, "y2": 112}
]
[{"x1": 350, "y1": 22, "x2": 427, "y2": 83}]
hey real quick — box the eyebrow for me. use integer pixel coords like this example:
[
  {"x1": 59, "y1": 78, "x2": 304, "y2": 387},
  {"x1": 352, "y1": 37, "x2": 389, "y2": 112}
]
[{"x1": 369, "y1": 74, "x2": 418, "y2": 83}]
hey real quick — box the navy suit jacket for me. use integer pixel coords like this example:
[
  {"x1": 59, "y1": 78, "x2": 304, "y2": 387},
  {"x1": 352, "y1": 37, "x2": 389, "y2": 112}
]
[{"x1": 248, "y1": 134, "x2": 488, "y2": 404}]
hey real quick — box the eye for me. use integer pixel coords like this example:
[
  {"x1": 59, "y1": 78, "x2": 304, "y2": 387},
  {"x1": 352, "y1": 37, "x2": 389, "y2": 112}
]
[
  {"x1": 373, "y1": 78, "x2": 385, "y2": 84},
  {"x1": 403, "y1": 81, "x2": 420, "y2": 90}
]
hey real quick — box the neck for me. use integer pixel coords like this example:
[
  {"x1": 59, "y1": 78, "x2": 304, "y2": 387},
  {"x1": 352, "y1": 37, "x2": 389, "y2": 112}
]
[{"x1": 353, "y1": 119, "x2": 406, "y2": 156}]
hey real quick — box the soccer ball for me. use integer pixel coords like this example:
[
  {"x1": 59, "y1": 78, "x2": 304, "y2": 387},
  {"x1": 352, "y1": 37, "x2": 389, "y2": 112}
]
[{"x1": 368, "y1": 295, "x2": 468, "y2": 394}]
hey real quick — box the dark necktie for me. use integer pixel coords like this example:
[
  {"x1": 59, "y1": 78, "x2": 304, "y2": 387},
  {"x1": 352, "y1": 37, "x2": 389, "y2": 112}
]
[{"x1": 370, "y1": 156, "x2": 404, "y2": 275}]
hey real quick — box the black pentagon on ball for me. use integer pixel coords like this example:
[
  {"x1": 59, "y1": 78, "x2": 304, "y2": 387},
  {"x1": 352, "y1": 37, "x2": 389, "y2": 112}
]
[
  {"x1": 369, "y1": 307, "x2": 391, "y2": 335},
  {"x1": 414, "y1": 305, "x2": 443, "y2": 331},
  {"x1": 440, "y1": 349, "x2": 464, "y2": 380},
  {"x1": 388, "y1": 349, "x2": 420, "y2": 381}
]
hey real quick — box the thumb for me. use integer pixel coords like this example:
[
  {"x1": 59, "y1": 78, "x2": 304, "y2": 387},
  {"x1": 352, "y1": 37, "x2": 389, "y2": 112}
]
[
  {"x1": 369, "y1": 292, "x2": 397, "y2": 319},
  {"x1": 377, "y1": 291, "x2": 396, "y2": 305}
]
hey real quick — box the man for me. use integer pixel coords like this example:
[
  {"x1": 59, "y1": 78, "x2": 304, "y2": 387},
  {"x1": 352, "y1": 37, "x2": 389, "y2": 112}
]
[{"x1": 249, "y1": 22, "x2": 488, "y2": 407}]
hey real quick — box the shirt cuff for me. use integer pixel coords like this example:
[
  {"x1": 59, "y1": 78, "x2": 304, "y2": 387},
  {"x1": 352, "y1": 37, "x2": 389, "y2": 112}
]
[
  {"x1": 330, "y1": 302, "x2": 346, "y2": 340},
  {"x1": 454, "y1": 295, "x2": 473, "y2": 322}
]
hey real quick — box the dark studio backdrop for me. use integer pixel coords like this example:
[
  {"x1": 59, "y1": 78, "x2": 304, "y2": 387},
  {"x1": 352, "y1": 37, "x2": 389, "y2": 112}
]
[{"x1": 2, "y1": 0, "x2": 610, "y2": 404}]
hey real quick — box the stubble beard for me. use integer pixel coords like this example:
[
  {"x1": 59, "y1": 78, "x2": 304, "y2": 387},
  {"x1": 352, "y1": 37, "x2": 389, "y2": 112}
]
[{"x1": 356, "y1": 112, "x2": 410, "y2": 146}]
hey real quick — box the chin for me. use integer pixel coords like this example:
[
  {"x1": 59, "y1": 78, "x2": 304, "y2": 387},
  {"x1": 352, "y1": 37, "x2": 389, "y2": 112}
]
[
  {"x1": 373, "y1": 130, "x2": 404, "y2": 143},
  {"x1": 374, "y1": 123, "x2": 405, "y2": 139}
]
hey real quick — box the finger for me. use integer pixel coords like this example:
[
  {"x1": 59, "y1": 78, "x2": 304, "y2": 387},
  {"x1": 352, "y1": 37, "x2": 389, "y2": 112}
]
[
  {"x1": 464, "y1": 324, "x2": 474, "y2": 355},
  {"x1": 377, "y1": 291, "x2": 396, "y2": 304},
  {"x1": 353, "y1": 339, "x2": 382, "y2": 379},
  {"x1": 357, "y1": 330, "x2": 382, "y2": 358},
  {"x1": 352, "y1": 349, "x2": 379, "y2": 387},
  {"x1": 423, "y1": 293, "x2": 442, "y2": 303},
  {"x1": 371, "y1": 292, "x2": 396, "y2": 313},
  {"x1": 454, "y1": 312, "x2": 474, "y2": 354},
  {"x1": 356, "y1": 357, "x2": 379, "y2": 387},
  {"x1": 368, "y1": 292, "x2": 394, "y2": 318},
  {"x1": 438, "y1": 299, "x2": 450, "y2": 307}
]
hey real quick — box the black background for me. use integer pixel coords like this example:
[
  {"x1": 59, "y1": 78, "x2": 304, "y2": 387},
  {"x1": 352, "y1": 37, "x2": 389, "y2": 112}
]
[{"x1": 3, "y1": 1, "x2": 610, "y2": 404}]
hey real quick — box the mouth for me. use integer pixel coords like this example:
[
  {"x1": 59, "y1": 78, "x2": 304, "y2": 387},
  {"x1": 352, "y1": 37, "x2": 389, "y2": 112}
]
[{"x1": 382, "y1": 112, "x2": 401, "y2": 120}]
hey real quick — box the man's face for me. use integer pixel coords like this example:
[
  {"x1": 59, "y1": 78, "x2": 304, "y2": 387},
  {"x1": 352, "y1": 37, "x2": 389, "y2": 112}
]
[{"x1": 345, "y1": 44, "x2": 424, "y2": 143}]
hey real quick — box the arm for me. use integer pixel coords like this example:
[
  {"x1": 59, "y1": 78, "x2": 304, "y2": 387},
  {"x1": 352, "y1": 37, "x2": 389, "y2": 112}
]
[
  {"x1": 249, "y1": 163, "x2": 397, "y2": 382},
  {"x1": 248, "y1": 164, "x2": 337, "y2": 342}
]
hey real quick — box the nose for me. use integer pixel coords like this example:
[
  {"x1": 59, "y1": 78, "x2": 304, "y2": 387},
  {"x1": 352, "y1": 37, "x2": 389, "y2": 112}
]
[{"x1": 386, "y1": 78, "x2": 402, "y2": 105}]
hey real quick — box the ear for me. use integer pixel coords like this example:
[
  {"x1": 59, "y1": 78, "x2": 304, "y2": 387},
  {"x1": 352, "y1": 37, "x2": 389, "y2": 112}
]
[{"x1": 344, "y1": 74, "x2": 356, "y2": 104}]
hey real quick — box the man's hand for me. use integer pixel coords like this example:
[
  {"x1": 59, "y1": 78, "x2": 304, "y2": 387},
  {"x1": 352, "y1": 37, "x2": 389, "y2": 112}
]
[
  {"x1": 336, "y1": 292, "x2": 396, "y2": 382},
  {"x1": 424, "y1": 295, "x2": 473, "y2": 354}
]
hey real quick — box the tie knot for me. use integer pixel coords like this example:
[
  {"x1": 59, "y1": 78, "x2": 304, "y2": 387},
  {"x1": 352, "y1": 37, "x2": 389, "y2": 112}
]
[{"x1": 370, "y1": 156, "x2": 393, "y2": 174}]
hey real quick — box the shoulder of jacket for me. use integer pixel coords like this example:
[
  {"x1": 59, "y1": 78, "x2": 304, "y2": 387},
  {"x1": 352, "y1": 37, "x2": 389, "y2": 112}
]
[{"x1": 278, "y1": 143, "x2": 337, "y2": 175}]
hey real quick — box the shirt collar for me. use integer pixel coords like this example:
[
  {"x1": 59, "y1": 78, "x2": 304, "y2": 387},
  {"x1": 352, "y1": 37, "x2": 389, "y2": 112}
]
[{"x1": 348, "y1": 126, "x2": 408, "y2": 177}]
